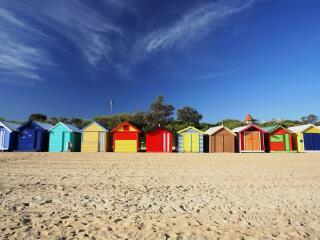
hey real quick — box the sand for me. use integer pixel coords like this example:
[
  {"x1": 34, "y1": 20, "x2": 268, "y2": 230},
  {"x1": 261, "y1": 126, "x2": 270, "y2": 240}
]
[{"x1": 0, "y1": 153, "x2": 320, "y2": 240}]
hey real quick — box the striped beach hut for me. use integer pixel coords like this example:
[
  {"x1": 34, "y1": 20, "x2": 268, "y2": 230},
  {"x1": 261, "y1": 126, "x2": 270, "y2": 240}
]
[
  {"x1": 263, "y1": 125, "x2": 294, "y2": 152},
  {"x1": 49, "y1": 122, "x2": 81, "y2": 152},
  {"x1": 177, "y1": 126, "x2": 204, "y2": 153},
  {"x1": 81, "y1": 121, "x2": 111, "y2": 152},
  {"x1": 289, "y1": 124, "x2": 320, "y2": 152},
  {"x1": 111, "y1": 121, "x2": 141, "y2": 152},
  {"x1": 146, "y1": 127, "x2": 172, "y2": 152},
  {"x1": 16, "y1": 121, "x2": 53, "y2": 152},
  {"x1": 205, "y1": 125, "x2": 236, "y2": 153},
  {"x1": 0, "y1": 121, "x2": 20, "y2": 151}
]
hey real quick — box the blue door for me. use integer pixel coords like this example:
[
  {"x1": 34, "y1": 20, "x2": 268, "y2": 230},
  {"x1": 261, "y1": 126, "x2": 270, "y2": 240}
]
[
  {"x1": 19, "y1": 129, "x2": 35, "y2": 150},
  {"x1": 304, "y1": 134, "x2": 320, "y2": 151}
]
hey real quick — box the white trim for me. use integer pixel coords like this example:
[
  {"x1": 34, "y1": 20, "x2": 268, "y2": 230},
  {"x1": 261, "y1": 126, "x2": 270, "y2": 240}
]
[{"x1": 0, "y1": 122, "x2": 12, "y2": 133}]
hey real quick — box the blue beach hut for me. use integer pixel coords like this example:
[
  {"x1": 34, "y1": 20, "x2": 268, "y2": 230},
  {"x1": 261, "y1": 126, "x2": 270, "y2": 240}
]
[
  {"x1": 0, "y1": 121, "x2": 21, "y2": 151},
  {"x1": 16, "y1": 121, "x2": 53, "y2": 152},
  {"x1": 49, "y1": 122, "x2": 81, "y2": 152}
]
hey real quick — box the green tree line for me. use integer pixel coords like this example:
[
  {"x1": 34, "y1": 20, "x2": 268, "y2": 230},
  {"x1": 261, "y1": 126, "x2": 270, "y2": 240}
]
[{"x1": 2, "y1": 96, "x2": 319, "y2": 132}]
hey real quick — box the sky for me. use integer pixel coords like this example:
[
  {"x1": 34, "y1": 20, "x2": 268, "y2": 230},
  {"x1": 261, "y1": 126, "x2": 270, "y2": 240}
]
[{"x1": 0, "y1": 0, "x2": 319, "y2": 123}]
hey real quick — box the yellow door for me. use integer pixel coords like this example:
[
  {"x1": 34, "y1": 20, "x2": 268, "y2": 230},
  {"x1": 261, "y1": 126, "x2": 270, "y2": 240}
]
[
  {"x1": 82, "y1": 132, "x2": 99, "y2": 152},
  {"x1": 192, "y1": 133, "x2": 199, "y2": 152},
  {"x1": 115, "y1": 140, "x2": 137, "y2": 152},
  {"x1": 183, "y1": 134, "x2": 191, "y2": 152}
]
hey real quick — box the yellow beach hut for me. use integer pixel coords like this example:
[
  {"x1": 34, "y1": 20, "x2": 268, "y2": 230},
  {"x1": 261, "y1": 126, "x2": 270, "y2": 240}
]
[
  {"x1": 81, "y1": 121, "x2": 111, "y2": 152},
  {"x1": 288, "y1": 124, "x2": 320, "y2": 152},
  {"x1": 177, "y1": 126, "x2": 204, "y2": 153}
]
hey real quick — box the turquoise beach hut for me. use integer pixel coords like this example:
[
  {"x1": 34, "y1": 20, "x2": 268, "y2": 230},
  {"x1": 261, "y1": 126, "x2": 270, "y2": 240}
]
[{"x1": 49, "y1": 122, "x2": 81, "y2": 152}]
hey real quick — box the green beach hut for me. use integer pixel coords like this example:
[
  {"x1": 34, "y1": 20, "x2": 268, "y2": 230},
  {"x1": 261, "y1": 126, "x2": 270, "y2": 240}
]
[{"x1": 49, "y1": 122, "x2": 81, "y2": 152}]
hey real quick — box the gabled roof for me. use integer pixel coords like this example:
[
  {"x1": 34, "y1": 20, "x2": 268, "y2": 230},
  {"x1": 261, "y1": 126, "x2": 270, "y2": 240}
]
[
  {"x1": 205, "y1": 125, "x2": 236, "y2": 136},
  {"x1": 34, "y1": 121, "x2": 53, "y2": 131},
  {"x1": 49, "y1": 122, "x2": 81, "y2": 133},
  {"x1": 263, "y1": 125, "x2": 292, "y2": 133},
  {"x1": 177, "y1": 126, "x2": 204, "y2": 134},
  {"x1": 0, "y1": 121, "x2": 21, "y2": 132},
  {"x1": 288, "y1": 124, "x2": 320, "y2": 133},
  {"x1": 82, "y1": 121, "x2": 109, "y2": 132},
  {"x1": 232, "y1": 124, "x2": 267, "y2": 133},
  {"x1": 147, "y1": 126, "x2": 172, "y2": 134},
  {"x1": 18, "y1": 121, "x2": 53, "y2": 131},
  {"x1": 111, "y1": 121, "x2": 141, "y2": 133}
]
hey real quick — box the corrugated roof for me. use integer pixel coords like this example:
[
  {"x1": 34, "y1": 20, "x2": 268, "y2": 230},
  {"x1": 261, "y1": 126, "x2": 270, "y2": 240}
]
[
  {"x1": 34, "y1": 121, "x2": 53, "y2": 131},
  {"x1": 177, "y1": 126, "x2": 204, "y2": 134},
  {"x1": 288, "y1": 124, "x2": 319, "y2": 133},
  {"x1": 232, "y1": 126, "x2": 247, "y2": 133},
  {"x1": 205, "y1": 126, "x2": 236, "y2": 136},
  {"x1": 63, "y1": 123, "x2": 81, "y2": 133},
  {"x1": 2, "y1": 121, "x2": 21, "y2": 131},
  {"x1": 205, "y1": 126, "x2": 223, "y2": 135},
  {"x1": 262, "y1": 125, "x2": 278, "y2": 133},
  {"x1": 82, "y1": 121, "x2": 109, "y2": 132}
]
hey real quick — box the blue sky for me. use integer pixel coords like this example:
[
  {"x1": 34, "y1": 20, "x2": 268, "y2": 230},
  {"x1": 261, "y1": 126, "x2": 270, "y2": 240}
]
[{"x1": 0, "y1": 0, "x2": 319, "y2": 123}]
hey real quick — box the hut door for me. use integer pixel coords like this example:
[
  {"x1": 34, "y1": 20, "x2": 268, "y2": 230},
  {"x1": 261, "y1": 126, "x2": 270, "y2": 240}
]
[
  {"x1": 98, "y1": 132, "x2": 105, "y2": 152},
  {"x1": 191, "y1": 133, "x2": 199, "y2": 152},
  {"x1": 284, "y1": 134, "x2": 290, "y2": 151},
  {"x1": 61, "y1": 132, "x2": 65, "y2": 152},
  {"x1": 183, "y1": 134, "x2": 191, "y2": 152},
  {"x1": 244, "y1": 131, "x2": 261, "y2": 151},
  {"x1": 0, "y1": 130, "x2": 4, "y2": 149},
  {"x1": 215, "y1": 135, "x2": 224, "y2": 152}
]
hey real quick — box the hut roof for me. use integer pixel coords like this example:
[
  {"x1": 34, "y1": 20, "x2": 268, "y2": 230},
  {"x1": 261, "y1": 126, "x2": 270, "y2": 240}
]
[
  {"x1": 111, "y1": 121, "x2": 141, "y2": 133},
  {"x1": 205, "y1": 126, "x2": 236, "y2": 136},
  {"x1": 177, "y1": 126, "x2": 204, "y2": 134},
  {"x1": 233, "y1": 124, "x2": 267, "y2": 133},
  {"x1": 288, "y1": 124, "x2": 320, "y2": 133},
  {"x1": 0, "y1": 121, "x2": 21, "y2": 132},
  {"x1": 262, "y1": 125, "x2": 292, "y2": 133},
  {"x1": 49, "y1": 122, "x2": 81, "y2": 133},
  {"x1": 82, "y1": 121, "x2": 109, "y2": 132}
]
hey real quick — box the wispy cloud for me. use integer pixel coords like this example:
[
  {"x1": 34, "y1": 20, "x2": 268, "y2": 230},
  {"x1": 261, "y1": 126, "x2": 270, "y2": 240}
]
[
  {"x1": 0, "y1": 0, "x2": 256, "y2": 85},
  {"x1": 133, "y1": 0, "x2": 254, "y2": 59},
  {"x1": 31, "y1": 0, "x2": 123, "y2": 66},
  {"x1": 0, "y1": 33, "x2": 48, "y2": 85}
]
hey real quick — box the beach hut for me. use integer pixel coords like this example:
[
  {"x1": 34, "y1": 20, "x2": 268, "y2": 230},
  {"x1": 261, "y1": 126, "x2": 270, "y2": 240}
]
[
  {"x1": 177, "y1": 126, "x2": 204, "y2": 153},
  {"x1": 0, "y1": 121, "x2": 20, "y2": 151},
  {"x1": 111, "y1": 121, "x2": 141, "y2": 152},
  {"x1": 49, "y1": 122, "x2": 81, "y2": 152},
  {"x1": 205, "y1": 126, "x2": 236, "y2": 153},
  {"x1": 146, "y1": 127, "x2": 172, "y2": 152},
  {"x1": 263, "y1": 125, "x2": 293, "y2": 152},
  {"x1": 16, "y1": 121, "x2": 53, "y2": 152},
  {"x1": 233, "y1": 125, "x2": 267, "y2": 153},
  {"x1": 288, "y1": 124, "x2": 320, "y2": 152},
  {"x1": 81, "y1": 121, "x2": 111, "y2": 152}
]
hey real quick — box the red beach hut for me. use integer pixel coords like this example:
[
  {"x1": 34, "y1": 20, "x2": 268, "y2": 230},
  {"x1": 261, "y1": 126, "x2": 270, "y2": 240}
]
[
  {"x1": 111, "y1": 121, "x2": 141, "y2": 152},
  {"x1": 146, "y1": 127, "x2": 172, "y2": 152},
  {"x1": 233, "y1": 125, "x2": 267, "y2": 153}
]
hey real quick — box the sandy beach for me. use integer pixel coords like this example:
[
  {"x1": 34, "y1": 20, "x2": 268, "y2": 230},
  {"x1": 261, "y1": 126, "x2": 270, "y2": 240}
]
[{"x1": 0, "y1": 153, "x2": 320, "y2": 239}]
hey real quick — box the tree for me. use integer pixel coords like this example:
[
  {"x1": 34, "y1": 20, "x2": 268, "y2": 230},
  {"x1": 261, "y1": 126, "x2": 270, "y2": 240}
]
[
  {"x1": 29, "y1": 113, "x2": 47, "y2": 122},
  {"x1": 215, "y1": 119, "x2": 245, "y2": 130},
  {"x1": 0, "y1": 117, "x2": 5, "y2": 121},
  {"x1": 176, "y1": 106, "x2": 203, "y2": 126},
  {"x1": 69, "y1": 117, "x2": 84, "y2": 129},
  {"x1": 146, "y1": 96, "x2": 174, "y2": 127},
  {"x1": 301, "y1": 114, "x2": 319, "y2": 124}
]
